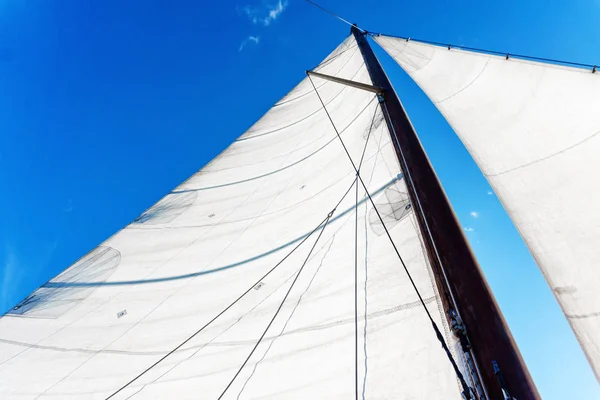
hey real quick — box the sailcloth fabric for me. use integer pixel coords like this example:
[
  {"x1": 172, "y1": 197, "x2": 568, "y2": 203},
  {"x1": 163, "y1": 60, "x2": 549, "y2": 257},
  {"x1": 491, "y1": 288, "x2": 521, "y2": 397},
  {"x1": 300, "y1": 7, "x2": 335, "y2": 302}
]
[
  {"x1": 375, "y1": 34, "x2": 600, "y2": 380},
  {"x1": 0, "y1": 36, "x2": 464, "y2": 399}
]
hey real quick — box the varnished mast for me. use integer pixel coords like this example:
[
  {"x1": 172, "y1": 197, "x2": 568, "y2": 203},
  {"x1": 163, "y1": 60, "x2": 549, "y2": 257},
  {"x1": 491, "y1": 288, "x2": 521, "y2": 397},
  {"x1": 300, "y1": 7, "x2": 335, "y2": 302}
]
[{"x1": 351, "y1": 25, "x2": 539, "y2": 400}]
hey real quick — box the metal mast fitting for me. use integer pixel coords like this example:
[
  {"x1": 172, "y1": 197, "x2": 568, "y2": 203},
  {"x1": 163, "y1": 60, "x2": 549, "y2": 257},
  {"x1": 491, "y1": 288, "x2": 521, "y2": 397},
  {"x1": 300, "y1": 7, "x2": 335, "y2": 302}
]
[{"x1": 350, "y1": 25, "x2": 539, "y2": 400}]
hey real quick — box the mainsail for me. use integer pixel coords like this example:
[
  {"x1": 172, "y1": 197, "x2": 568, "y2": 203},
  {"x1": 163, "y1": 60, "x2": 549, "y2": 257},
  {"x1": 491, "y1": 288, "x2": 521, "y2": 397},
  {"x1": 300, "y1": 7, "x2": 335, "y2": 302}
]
[
  {"x1": 0, "y1": 35, "x2": 466, "y2": 399},
  {"x1": 375, "y1": 34, "x2": 600, "y2": 381}
]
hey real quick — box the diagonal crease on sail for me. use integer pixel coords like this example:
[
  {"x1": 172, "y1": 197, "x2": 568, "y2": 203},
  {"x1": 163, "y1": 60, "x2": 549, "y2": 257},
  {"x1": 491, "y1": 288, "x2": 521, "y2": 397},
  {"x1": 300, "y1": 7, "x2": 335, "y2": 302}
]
[
  {"x1": 0, "y1": 35, "x2": 465, "y2": 398},
  {"x1": 375, "y1": 34, "x2": 600, "y2": 381}
]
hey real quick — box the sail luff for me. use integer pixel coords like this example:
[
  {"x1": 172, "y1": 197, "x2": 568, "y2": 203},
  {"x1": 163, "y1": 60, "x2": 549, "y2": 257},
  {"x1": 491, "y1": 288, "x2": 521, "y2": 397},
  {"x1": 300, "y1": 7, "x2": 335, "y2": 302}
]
[
  {"x1": 351, "y1": 27, "x2": 539, "y2": 400},
  {"x1": 0, "y1": 34, "x2": 468, "y2": 399},
  {"x1": 374, "y1": 33, "x2": 600, "y2": 383}
]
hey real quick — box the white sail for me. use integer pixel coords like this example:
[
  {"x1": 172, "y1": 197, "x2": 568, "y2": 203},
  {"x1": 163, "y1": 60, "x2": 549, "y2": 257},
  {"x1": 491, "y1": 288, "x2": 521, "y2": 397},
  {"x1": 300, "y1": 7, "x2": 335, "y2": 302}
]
[
  {"x1": 375, "y1": 34, "x2": 600, "y2": 380},
  {"x1": 0, "y1": 36, "x2": 464, "y2": 399}
]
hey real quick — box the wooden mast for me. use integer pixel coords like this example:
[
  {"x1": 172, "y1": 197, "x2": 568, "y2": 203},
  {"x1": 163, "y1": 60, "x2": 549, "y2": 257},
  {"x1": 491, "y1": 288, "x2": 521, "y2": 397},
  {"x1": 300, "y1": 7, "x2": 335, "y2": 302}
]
[{"x1": 351, "y1": 26, "x2": 539, "y2": 400}]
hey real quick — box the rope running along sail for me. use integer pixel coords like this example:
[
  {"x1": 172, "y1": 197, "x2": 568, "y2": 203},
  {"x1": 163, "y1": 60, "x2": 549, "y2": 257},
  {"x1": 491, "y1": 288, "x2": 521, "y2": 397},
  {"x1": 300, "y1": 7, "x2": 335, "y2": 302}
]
[{"x1": 308, "y1": 74, "x2": 474, "y2": 399}]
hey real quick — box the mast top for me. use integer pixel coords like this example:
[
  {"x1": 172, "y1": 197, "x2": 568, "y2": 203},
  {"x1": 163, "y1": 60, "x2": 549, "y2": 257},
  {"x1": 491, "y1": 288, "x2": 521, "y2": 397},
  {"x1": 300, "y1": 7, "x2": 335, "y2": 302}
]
[{"x1": 351, "y1": 23, "x2": 368, "y2": 36}]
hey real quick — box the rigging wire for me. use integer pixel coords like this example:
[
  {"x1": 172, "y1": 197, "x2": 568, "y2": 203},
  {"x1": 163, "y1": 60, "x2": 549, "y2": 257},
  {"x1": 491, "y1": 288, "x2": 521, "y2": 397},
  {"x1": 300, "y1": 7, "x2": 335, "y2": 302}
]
[
  {"x1": 354, "y1": 178, "x2": 360, "y2": 400},
  {"x1": 220, "y1": 100, "x2": 379, "y2": 399},
  {"x1": 304, "y1": 0, "x2": 598, "y2": 71},
  {"x1": 107, "y1": 177, "x2": 359, "y2": 399},
  {"x1": 378, "y1": 99, "x2": 487, "y2": 400},
  {"x1": 353, "y1": 103, "x2": 379, "y2": 400},
  {"x1": 307, "y1": 74, "x2": 474, "y2": 398},
  {"x1": 217, "y1": 209, "x2": 335, "y2": 399},
  {"x1": 371, "y1": 33, "x2": 598, "y2": 70},
  {"x1": 226, "y1": 103, "x2": 380, "y2": 400},
  {"x1": 304, "y1": 0, "x2": 359, "y2": 30},
  {"x1": 105, "y1": 186, "x2": 354, "y2": 399}
]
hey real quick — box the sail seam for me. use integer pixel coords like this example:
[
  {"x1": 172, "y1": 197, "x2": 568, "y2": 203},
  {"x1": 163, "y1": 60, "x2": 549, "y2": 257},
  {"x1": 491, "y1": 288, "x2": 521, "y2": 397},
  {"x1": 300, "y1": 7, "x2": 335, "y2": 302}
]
[
  {"x1": 216, "y1": 206, "x2": 335, "y2": 399},
  {"x1": 486, "y1": 129, "x2": 600, "y2": 177},
  {"x1": 387, "y1": 39, "x2": 433, "y2": 72},
  {"x1": 105, "y1": 211, "x2": 331, "y2": 399},
  {"x1": 566, "y1": 311, "x2": 600, "y2": 320},
  {"x1": 313, "y1": 43, "x2": 360, "y2": 72},
  {"x1": 77, "y1": 121, "x2": 322, "y2": 393},
  {"x1": 130, "y1": 145, "x2": 392, "y2": 233},
  {"x1": 233, "y1": 109, "x2": 378, "y2": 398},
  {"x1": 125, "y1": 265, "x2": 304, "y2": 399},
  {"x1": 308, "y1": 73, "x2": 474, "y2": 398},
  {"x1": 274, "y1": 44, "x2": 360, "y2": 107},
  {"x1": 235, "y1": 233, "x2": 338, "y2": 399},
  {"x1": 42, "y1": 179, "x2": 398, "y2": 289},
  {"x1": 0, "y1": 297, "x2": 436, "y2": 357},
  {"x1": 239, "y1": 63, "x2": 365, "y2": 141},
  {"x1": 354, "y1": 104, "x2": 379, "y2": 400},
  {"x1": 173, "y1": 96, "x2": 377, "y2": 193},
  {"x1": 434, "y1": 58, "x2": 491, "y2": 105},
  {"x1": 106, "y1": 176, "x2": 359, "y2": 399}
]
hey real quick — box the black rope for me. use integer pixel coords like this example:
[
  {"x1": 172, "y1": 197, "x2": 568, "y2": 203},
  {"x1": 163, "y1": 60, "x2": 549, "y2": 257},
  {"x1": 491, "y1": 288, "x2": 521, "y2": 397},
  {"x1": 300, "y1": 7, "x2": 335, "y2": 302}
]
[
  {"x1": 108, "y1": 171, "x2": 359, "y2": 399},
  {"x1": 308, "y1": 74, "x2": 473, "y2": 398},
  {"x1": 304, "y1": 0, "x2": 359, "y2": 30},
  {"x1": 372, "y1": 33, "x2": 598, "y2": 71},
  {"x1": 353, "y1": 177, "x2": 359, "y2": 400},
  {"x1": 217, "y1": 210, "x2": 335, "y2": 399},
  {"x1": 106, "y1": 208, "x2": 345, "y2": 399},
  {"x1": 227, "y1": 105, "x2": 379, "y2": 400}
]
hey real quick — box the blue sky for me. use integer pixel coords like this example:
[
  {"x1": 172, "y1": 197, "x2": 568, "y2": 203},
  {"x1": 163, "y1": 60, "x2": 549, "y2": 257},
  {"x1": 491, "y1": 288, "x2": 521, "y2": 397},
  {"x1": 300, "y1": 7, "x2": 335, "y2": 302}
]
[{"x1": 0, "y1": 0, "x2": 598, "y2": 398}]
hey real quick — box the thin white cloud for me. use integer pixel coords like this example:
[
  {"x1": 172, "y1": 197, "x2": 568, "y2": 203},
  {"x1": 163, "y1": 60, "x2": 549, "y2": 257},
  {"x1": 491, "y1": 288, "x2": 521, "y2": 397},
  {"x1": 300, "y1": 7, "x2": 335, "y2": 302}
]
[
  {"x1": 239, "y1": 0, "x2": 288, "y2": 26},
  {"x1": 239, "y1": 35, "x2": 260, "y2": 52},
  {"x1": 63, "y1": 199, "x2": 74, "y2": 213},
  {"x1": 463, "y1": 227, "x2": 475, "y2": 232},
  {"x1": 470, "y1": 211, "x2": 479, "y2": 218},
  {"x1": 487, "y1": 191, "x2": 493, "y2": 196},
  {"x1": 264, "y1": 0, "x2": 287, "y2": 25}
]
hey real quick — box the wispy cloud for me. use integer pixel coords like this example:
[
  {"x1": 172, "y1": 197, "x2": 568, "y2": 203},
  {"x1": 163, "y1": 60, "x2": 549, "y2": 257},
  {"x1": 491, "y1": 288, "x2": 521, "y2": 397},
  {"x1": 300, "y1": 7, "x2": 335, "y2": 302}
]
[
  {"x1": 63, "y1": 199, "x2": 74, "y2": 213},
  {"x1": 487, "y1": 191, "x2": 493, "y2": 196},
  {"x1": 264, "y1": 0, "x2": 287, "y2": 25},
  {"x1": 470, "y1": 211, "x2": 479, "y2": 218},
  {"x1": 238, "y1": 0, "x2": 288, "y2": 26},
  {"x1": 463, "y1": 227, "x2": 475, "y2": 232},
  {"x1": 239, "y1": 35, "x2": 260, "y2": 52}
]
